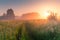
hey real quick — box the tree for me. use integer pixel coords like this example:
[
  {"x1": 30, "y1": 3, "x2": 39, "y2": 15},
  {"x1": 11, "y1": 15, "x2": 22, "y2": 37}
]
[
  {"x1": 6, "y1": 8, "x2": 15, "y2": 19},
  {"x1": 48, "y1": 11, "x2": 57, "y2": 21}
]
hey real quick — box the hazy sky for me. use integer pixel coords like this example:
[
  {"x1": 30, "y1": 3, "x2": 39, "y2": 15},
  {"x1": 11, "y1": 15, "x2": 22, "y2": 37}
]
[{"x1": 0, "y1": 0, "x2": 60, "y2": 17}]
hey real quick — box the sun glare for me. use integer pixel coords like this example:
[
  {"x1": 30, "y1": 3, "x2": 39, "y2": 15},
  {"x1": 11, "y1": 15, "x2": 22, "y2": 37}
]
[
  {"x1": 39, "y1": 10, "x2": 50, "y2": 19},
  {"x1": 43, "y1": 11, "x2": 50, "y2": 19},
  {"x1": 38, "y1": 6, "x2": 57, "y2": 19}
]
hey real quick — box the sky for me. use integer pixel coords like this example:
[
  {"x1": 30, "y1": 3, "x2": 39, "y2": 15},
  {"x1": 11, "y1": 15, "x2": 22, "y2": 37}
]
[{"x1": 0, "y1": 0, "x2": 60, "y2": 18}]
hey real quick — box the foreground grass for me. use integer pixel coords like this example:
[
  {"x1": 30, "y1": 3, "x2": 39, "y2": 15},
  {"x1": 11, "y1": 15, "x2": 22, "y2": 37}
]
[
  {"x1": 0, "y1": 20, "x2": 23, "y2": 40},
  {"x1": 0, "y1": 20, "x2": 60, "y2": 40}
]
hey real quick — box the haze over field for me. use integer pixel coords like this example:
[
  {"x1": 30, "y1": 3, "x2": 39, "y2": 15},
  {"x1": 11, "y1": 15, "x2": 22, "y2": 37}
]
[{"x1": 0, "y1": 0, "x2": 60, "y2": 19}]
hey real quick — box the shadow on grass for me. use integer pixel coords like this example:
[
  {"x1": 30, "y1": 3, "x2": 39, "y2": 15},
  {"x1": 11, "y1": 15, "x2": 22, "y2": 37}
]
[{"x1": 16, "y1": 22, "x2": 58, "y2": 40}]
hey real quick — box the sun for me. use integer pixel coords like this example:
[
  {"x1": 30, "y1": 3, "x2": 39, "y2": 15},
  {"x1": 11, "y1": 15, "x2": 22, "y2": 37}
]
[
  {"x1": 44, "y1": 11, "x2": 50, "y2": 16},
  {"x1": 38, "y1": 11, "x2": 50, "y2": 19},
  {"x1": 40, "y1": 11, "x2": 50, "y2": 19},
  {"x1": 43, "y1": 11, "x2": 50, "y2": 19}
]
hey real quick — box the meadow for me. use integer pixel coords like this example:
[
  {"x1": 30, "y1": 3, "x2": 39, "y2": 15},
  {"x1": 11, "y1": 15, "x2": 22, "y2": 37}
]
[{"x1": 0, "y1": 20, "x2": 60, "y2": 40}]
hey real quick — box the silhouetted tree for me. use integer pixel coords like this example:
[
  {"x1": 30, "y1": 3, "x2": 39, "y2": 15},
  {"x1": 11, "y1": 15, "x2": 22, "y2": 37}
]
[
  {"x1": 6, "y1": 8, "x2": 15, "y2": 19},
  {"x1": 48, "y1": 12, "x2": 57, "y2": 21}
]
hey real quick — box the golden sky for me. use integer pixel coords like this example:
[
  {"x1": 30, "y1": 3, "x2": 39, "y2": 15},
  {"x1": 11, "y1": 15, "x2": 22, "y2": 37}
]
[{"x1": 0, "y1": 0, "x2": 60, "y2": 19}]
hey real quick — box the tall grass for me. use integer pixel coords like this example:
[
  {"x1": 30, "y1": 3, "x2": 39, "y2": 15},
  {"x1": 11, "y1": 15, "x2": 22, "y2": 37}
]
[
  {"x1": 0, "y1": 20, "x2": 60, "y2": 40},
  {"x1": 17, "y1": 21, "x2": 60, "y2": 40}
]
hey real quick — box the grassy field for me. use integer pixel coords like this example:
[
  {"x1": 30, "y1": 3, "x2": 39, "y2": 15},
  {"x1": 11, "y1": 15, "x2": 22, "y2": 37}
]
[
  {"x1": 0, "y1": 20, "x2": 23, "y2": 40},
  {"x1": 0, "y1": 20, "x2": 60, "y2": 40}
]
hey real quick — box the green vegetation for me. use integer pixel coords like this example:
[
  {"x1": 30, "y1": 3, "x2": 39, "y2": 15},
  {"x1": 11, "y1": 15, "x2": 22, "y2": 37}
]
[{"x1": 0, "y1": 20, "x2": 60, "y2": 40}]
